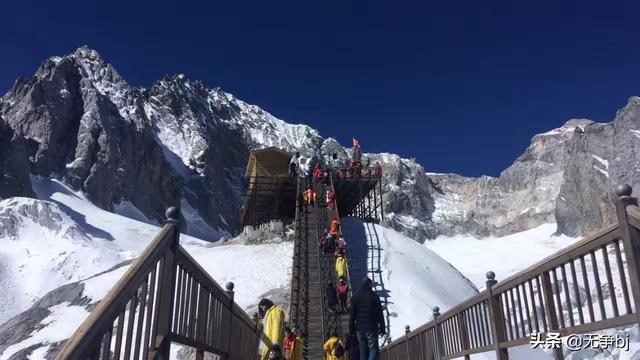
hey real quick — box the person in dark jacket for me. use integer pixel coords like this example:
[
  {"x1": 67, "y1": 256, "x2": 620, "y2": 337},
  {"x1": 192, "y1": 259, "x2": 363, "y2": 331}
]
[
  {"x1": 323, "y1": 234, "x2": 336, "y2": 254},
  {"x1": 349, "y1": 277, "x2": 385, "y2": 360},
  {"x1": 289, "y1": 161, "x2": 297, "y2": 178},
  {"x1": 307, "y1": 165, "x2": 315, "y2": 183},
  {"x1": 326, "y1": 282, "x2": 339, "y2": 314},
  {"x1": 346, "y1": 332, "x2": 360, "y2": 360},
  {"x1": 337, "y1": 279, "x2": 349, "y2": 312}
]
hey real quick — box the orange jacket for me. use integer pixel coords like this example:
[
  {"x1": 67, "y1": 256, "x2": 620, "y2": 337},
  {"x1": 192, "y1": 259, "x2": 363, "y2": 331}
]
[
  {"x1": 303, "y1": 190, "x2": 316, "y2": 203},
  {"x1": 330, "y1": 219, "x2": 340, "y2": 236}
]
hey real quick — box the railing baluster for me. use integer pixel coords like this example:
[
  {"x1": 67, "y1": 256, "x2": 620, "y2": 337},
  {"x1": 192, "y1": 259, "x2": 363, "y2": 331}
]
[
  {"x1": 551, "y1": 268, "x2": 565, "y2": 329},
  {"x1": 502, "y1": 293, "x2": 513, "y2": 341},
  {"x1": 579, "y1": 256, "x2": 595, "y2": 323},
  {"x1": 521, "y1": 283, "x2": 532, "y2": 334},
  {"x1": 173, "y1": 266, "x2": 184, "y2": 333},
  {"x1": 197, "y1": 287, "x2": 209, "y2": 344},
  {"x1": 515, "y1": 285, "x2": 526, "y2": 336},
  {"x1": 481, "y1": 301, "x2": 492, "y2": 346},
  {"x1": 472, "y1": 304, "x2": 482, "y2": 347},
  {"x1": 591, "y1": 250, "x2": 606, "y2": 320},
  {"x1": 457, "y1": 312, "x2": 470, "y2": 358},
  {"x1": 142, "y1": 266, "x2": 157, "y2": 360},
  {"x1": 613, "y1": 240, "x2": 632, "y2": 314},
  {"x1": 113, "y1": 311, "x2": 125, "y2": 360},
  {"x1": 602, "y1": 245, "x2": 619, "y2": 317},
  {"x1": 527, "y1": 280, "x2": 539, "y2": 333},
  {"x1": 541, "y1": 271, "x2": 564, "y2": 360},
  {"x1": 101, "y1": 327, "x2": 112, "y2": 360},
  {"x1": 535, "y1": 276, "x2": 548, "y2": 332},
  {"x1": 508, "y1": 288, "x2": 520, "y2": 338},
  {"x1": 133, "y1": 280, "x2": 148, "y2": 360},
  {"x1": 560, "y1": 264, "x2": 574, "y2": 327},
  {"x1": 123, "y1": 295, "x2": 138, "y2": 360},
  {"x1": 569, "y1": 260, "x2": 584, "y2": 325},
  {"x1": 182, "y1": 273, "x2": 192, "y2": 336}
]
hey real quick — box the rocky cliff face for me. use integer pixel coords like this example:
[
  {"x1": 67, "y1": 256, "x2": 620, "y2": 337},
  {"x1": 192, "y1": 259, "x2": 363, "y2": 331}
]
[
  {"x1": 416, "y1": 105, "x2": 640, "y2": 240},
  {"x1": 1, "y1": 47, "x2": 639, "y2": 241}
]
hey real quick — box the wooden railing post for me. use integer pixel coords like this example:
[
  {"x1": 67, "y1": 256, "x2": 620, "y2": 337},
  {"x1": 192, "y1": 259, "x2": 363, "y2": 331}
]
[
  {"x1": 226, "y1": 282, "x2": 235, "y2": 360},
  {"x1": 615, "y1": 184, "x2": 640, "y2": 320},
  {"x1": 404, "y1": 325, "x2": 411, "y2": 359},
  {"x1": 486, "y1": 271, "x2": 509, "y2": 360},
  {"x1": 456, "y1": 311, "x2": 471, "y2": 360},
  {"x1": 433, "y1": 306, "x2": 443, "y2": 360},
  {"x1": 149, "y1": 206, "x2": 180, "y2": 359},
  {"x1": 541, "y1": 271, "x2": 564, "y2": 360}
]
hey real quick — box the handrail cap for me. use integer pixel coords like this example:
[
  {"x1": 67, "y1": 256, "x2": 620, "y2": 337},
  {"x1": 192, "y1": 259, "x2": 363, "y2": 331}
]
[
  {"x1": 166, "y1": 206, "x2": 181, "y2": 221},
  {"x1": 616, "y1": 184, "x2": 633, "y2": 197},
  {"x1": 486, "y1": 271, "x2": 496, "y2": 280},
  {"x1": 226, "y1": 282, "x2": 235, "y2": 292}
]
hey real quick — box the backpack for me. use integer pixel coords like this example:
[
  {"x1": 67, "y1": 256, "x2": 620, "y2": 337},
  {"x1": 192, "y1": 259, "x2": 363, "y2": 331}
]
[
  {"x1": 333, "y1": 341, "x2": 345, "y2": 357},
  {"x1": 338, "y1": 284, "x2": 348, "y2": 296}
]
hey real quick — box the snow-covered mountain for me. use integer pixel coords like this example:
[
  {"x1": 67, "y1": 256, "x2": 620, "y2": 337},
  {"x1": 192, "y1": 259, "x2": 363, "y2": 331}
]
[
  {"x1": 2, "y1": 47, "x2": 640, "y2": 243},
  {"x1": 3, "y1": 46, "x2": 640, "y2": 359}
]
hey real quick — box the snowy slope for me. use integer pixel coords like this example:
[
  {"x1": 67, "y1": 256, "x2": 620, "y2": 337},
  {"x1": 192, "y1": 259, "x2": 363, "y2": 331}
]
[
  {"x1": 341, "y1": 218, "x2": 478, "y2": 340},
  {"x1": 0, "y1": 194, "x2": 293, "y2": 359},
  {"x1": 0, "y1": 175, "x2": 232, "y2": 325},
  {"x1": 0, "y1": 197, "x2": 122, "y2": 325},
  {"x1": 425, "y1": 223, "x2": 578, "y2": 289},
  {"x1": 0, "y1": 239, "x2": 293, "y2": 360}
]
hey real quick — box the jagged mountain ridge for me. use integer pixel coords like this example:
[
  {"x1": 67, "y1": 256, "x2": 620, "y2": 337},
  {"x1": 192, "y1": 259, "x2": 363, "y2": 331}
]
[{"x1": 1, "y1": 46, "x2": 639, "y2": 240}]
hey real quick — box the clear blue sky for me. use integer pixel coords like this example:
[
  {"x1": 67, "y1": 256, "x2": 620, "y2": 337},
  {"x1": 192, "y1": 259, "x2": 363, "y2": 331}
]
[{"x1": 2, "y1": 1, "x2": 639, "y2": 177}]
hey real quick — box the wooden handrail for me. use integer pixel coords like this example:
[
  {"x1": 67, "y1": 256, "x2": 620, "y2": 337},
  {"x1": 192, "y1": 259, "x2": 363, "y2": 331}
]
[
  {"x1": 56, "y1": 223, "x2": 176, "y2": 359},
  {"x1": 380, "y1": 186, "x2": 640, "y2": 360},
  {"x1": 56, "y1": 208, "x2": 261, "y2": 360}
]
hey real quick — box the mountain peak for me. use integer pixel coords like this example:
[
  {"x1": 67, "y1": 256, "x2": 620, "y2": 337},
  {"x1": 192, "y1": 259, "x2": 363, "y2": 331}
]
[{"x1": 72, "y1": 46, "x2": 104, "y2": 63}]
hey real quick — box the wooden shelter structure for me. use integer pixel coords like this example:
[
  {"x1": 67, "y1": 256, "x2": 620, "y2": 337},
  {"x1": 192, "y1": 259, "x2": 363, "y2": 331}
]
[{"x1": 241, "y1": 147, "x2": 297, "y2": 227}]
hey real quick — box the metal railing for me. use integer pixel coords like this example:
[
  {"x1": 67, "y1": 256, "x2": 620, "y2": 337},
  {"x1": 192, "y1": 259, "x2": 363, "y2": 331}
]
[
  {"x1": 329, "y1": 166, "x2": 383, "y2": 180},
  {"x1": 380, "y1": 184, "x2": 640, "y2": 360},
  {"x1": 289, "y1": 175, "x2": 305, "y2": 330},
  {"x1": 56, "y1": 207, "x2": 260, "y2": 360}
]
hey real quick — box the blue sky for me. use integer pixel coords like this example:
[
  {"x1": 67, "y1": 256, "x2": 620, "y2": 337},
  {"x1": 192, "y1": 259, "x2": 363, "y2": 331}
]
[{"x1": 2, "y1": 1, "x2": 639, "y2": 176}]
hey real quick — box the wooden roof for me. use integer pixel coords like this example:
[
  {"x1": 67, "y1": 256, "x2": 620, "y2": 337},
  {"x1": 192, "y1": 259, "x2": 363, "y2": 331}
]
[{"x1": 245, "y1": 147, "x2": 293, "y2": 178}]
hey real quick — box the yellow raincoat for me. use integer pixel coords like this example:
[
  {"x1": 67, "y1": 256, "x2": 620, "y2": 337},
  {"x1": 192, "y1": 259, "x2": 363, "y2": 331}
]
[
  {"x1": 323, "y1": 336, "x2": 346, "y2": 360},
  {"x1": 289, "y1": 336, "x2": 304, "y2": 360},
  {"x1": 261, "y1": 305, "x2": 285, "y2": 360},
  {"x1": 336, "y1": 255, "x2": 347, "y2": 279}
]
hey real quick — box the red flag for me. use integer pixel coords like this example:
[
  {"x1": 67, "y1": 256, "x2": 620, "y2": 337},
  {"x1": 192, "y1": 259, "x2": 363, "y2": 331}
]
[{"x1": 352, "y1": 138, "x2": 360, "y2": 148}]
